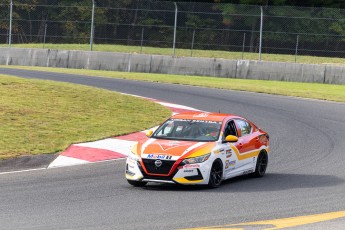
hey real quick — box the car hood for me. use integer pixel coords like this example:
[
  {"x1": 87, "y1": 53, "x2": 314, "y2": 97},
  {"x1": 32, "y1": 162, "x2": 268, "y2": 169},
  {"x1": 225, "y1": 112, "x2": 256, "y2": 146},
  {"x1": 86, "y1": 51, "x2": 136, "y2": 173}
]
[{"x1": 136, "y1": 138, "x2": 216, "y2": 160}]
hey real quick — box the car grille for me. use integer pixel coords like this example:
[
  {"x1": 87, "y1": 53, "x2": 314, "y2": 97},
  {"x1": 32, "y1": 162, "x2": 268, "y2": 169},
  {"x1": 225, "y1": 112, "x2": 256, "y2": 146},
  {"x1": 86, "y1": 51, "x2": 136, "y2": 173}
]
[{"x1": 142, "y1": 159, "x2": 176, "y2": 175}]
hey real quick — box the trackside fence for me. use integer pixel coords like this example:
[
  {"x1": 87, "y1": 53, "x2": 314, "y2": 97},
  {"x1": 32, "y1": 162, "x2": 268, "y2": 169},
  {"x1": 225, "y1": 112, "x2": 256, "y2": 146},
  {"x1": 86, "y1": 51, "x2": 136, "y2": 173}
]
[{"x1": 1, "y1": 1, "x2": 345, "y2": 62}]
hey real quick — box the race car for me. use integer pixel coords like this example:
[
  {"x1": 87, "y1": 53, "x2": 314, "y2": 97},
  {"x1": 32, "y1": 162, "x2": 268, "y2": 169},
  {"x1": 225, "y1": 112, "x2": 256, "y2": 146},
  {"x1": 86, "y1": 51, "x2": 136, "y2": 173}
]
[{"x1": 125, "y1": 112, "x2": 270, "y2": 188}]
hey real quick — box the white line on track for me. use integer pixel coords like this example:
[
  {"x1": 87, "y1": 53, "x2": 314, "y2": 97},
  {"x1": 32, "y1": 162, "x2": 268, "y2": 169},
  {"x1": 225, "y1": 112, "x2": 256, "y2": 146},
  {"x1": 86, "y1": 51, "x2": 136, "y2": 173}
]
[
  {"x1": 0, "y1": 157, "x2": 128, "y2": 176},
  {"x1": 0, "y1": 168, "x2": 47, "y2": 176}
]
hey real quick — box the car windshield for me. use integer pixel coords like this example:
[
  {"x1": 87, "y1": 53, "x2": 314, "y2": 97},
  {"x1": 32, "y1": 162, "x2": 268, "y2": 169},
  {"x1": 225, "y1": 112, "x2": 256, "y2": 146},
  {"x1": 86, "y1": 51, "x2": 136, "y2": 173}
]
[{"x1": 152, "y1": 119, "x2": 222, "y2": 142}]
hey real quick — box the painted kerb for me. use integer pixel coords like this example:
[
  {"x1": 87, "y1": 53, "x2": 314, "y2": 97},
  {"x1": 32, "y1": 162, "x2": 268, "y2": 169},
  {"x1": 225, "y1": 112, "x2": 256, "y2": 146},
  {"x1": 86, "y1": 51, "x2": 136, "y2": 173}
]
[{"x1": 1, "y1": 48, "x2": 345, "y2": 85}]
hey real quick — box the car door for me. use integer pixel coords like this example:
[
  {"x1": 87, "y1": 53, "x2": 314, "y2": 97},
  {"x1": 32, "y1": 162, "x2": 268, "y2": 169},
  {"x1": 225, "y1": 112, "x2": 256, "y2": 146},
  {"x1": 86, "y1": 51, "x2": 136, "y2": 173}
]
[
  {"x1": 233, "y1": 119, "x2": 258, "y2": 172},
  {"x1": 221, "y1": 119, "x2": 241, "y2": 177}
]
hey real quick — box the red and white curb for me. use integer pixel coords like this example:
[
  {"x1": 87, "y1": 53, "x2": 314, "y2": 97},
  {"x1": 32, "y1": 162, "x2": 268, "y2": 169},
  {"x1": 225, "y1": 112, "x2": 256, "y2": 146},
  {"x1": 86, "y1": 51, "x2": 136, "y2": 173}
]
[{"x1": 48, "y1": 95, "x2": 201, "y2": 168}]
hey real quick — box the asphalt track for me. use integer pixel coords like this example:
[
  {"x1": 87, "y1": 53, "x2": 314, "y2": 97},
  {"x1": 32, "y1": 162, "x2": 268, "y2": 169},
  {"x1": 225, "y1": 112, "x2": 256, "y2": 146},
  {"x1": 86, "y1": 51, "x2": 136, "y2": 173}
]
[{"x1": 1, "y1": 68, "x2": 345, "y2": 230}]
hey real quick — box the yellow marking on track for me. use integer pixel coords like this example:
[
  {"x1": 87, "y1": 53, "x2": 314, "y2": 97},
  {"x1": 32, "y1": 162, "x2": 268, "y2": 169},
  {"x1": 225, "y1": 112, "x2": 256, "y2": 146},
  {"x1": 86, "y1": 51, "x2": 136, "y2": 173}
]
[{"x1": 181, "y1": 210, "x2": 345, "y2": 230}]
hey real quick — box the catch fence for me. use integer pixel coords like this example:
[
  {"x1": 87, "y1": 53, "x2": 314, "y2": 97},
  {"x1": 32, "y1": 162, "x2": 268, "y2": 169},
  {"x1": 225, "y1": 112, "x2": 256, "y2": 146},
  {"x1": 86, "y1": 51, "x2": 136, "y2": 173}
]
[{"x1": 1, "y1": 0, "x2": 345, "y2": 61}]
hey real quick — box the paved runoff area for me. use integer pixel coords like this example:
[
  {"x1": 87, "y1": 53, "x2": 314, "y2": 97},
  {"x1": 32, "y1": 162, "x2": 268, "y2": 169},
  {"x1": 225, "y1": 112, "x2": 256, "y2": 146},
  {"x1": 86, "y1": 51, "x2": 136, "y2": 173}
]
[{"x1": 48, "y1": 95, "x2": 201, "y2": 168}]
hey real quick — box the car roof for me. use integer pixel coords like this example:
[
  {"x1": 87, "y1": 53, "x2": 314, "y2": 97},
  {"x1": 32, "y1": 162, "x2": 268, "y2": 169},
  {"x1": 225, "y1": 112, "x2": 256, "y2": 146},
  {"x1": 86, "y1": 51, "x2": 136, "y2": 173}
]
[{"x1": 171, "y1": 111, "x2": 239, "y2": 122}]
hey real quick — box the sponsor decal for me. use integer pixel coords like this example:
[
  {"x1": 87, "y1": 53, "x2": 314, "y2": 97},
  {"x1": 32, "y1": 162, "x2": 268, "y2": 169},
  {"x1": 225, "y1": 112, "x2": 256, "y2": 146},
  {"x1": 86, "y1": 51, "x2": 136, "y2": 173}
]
[
  {"x1": 147, "y1": 154, "x2": 163, "y2": 159},
  {"x1": 226, "y1": 149, "x2": 232, "y2": 158},
  {"x1": 225, "y1": 161, "x2": 237, "y2": 172},
  {"x1": 147, "y1": 154, "x2": 172, "y2": 160},
  {"x1": 179, "y1": 164, "x2": 200, "y2": 169},
  {"x1": 173, "y1": 118, "x2": 219, "y2": 124},
  {"x1": 184, "y1": 169, "x2": 194, "y2": 173},
  {"x1": 225, "y1": 160, "x2": 230, "y2": 169},
  {"x1": 185, "y1": 164, "x2": 200, "y2": 168},
  {"x1": 229, "y1": 160, "x2": 236, "y2": 167},
  {"x1": 178, "y1": 164, "x2": 200, "y2": 170},
  {"x1": 214, "y1": 149, "x2": 224, "y2": 154}
]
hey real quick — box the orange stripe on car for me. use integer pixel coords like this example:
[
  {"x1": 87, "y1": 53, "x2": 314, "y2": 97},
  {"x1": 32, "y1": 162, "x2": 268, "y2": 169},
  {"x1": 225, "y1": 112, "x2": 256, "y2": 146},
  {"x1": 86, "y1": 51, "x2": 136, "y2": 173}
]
[{"x1": 184, "y1": 142, "x2": 216, "y2": 158}]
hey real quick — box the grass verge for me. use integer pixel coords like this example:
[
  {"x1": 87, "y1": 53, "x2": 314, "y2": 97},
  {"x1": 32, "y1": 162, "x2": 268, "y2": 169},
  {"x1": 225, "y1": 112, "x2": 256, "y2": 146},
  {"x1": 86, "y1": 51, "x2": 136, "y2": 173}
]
[
  {"x1": 0, "y1": 75, "x2": 171, "y2": 159},
  {"x1": 2, "y1": 65, "x2": 345, "y2": 103},
  {"x1": 2, "y1": 43, "x2": 345, "y2": 65}
]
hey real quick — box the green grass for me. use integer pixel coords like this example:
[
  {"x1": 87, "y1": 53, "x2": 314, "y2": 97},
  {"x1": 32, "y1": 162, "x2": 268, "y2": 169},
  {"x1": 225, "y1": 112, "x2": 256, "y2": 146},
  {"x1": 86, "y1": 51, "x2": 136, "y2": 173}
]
[
  {"x1": 3, "y1": 65, "x2": 345, "y2": 103},
  {"x1": 0, "y1": 75, "x2": 171, "y2": 159},
  {"x1": 2, "y1": 43, "x2": 345, "y2": 65}
]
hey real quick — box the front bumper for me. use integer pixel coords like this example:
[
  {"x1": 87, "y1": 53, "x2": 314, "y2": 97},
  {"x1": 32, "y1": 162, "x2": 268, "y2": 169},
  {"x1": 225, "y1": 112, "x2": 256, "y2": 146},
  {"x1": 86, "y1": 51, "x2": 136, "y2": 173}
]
[{"x1": 125, "y1": 158, "x2": 211, "y2": 185}]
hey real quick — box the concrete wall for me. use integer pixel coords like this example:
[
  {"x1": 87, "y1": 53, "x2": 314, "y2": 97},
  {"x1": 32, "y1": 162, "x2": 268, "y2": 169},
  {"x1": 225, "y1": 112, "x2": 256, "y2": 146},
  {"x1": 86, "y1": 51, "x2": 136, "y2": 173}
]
[{"x1": 1, "y1": 47, "x2": 345, "y2": 84}]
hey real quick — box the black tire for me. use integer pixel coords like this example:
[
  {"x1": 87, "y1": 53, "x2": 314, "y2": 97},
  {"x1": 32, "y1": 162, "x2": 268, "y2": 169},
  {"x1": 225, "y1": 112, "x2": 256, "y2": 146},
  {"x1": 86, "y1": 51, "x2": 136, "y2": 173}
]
[
  {"x1": 208, "y1": 160, "x2": 223, "y2": 188},
  {"x1": 127, "y1": 180, "x2": 147, "y2": 187},
  {"x1": 253, "y1": 151, "x2": 268, "y2": 178}
]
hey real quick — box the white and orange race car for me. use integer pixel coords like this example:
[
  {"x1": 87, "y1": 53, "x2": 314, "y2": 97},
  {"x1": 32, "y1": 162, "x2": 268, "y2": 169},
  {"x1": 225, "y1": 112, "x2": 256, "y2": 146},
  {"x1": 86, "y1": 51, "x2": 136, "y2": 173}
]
[{"x1": 125, "y1": 112, "x2": 270, "y2": 188}]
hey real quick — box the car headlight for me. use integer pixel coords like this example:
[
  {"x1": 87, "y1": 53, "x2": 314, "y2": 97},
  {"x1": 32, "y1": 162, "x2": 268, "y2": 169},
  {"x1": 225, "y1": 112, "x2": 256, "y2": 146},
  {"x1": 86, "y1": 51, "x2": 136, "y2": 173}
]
[
  {"x1": 183, "y1": 153, "x2": 211, "y2": 164},
  {"x1": 128, "y1": 151, "x2": 140, "y2": 162}
]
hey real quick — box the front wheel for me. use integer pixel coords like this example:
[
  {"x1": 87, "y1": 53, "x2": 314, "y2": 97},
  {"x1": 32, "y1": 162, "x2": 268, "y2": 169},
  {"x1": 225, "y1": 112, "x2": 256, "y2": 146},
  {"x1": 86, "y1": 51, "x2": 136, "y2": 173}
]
[
  {"x1": 127, "y1": 180, "x2": 147, "y2": 187},
  {"x1": 253, "y1": 152, "x2": 268, "y2": 177},
  {"x1": 208, "y1": 160, "x2": 223, "y2": 188}
]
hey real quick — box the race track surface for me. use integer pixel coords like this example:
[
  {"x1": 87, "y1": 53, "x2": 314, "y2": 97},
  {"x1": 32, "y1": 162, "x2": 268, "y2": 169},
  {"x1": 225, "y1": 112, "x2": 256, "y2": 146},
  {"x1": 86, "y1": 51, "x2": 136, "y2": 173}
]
[{"x1": 1, "y1": 68, "x2": 345, "y2": 229}]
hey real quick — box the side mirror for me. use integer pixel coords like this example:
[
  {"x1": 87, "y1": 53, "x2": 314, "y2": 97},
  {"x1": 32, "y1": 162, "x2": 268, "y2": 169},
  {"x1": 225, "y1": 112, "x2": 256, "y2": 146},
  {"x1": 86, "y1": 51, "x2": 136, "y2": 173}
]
[
  {"x1": 225, "y1": 135, "x2": 238, "y2": 142},
  {"x1": 146, "y1": 130, "x2": 153, "y2": 137}
]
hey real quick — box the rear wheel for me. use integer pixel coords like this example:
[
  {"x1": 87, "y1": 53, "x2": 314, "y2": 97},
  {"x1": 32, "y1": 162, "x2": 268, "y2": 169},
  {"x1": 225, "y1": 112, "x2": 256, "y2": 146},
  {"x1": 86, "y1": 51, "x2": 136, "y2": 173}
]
[
  {"x1": 127, "y1": 180, "x2": 147, "y2": 187},
  {"x1": 253, "y1": 152, "x2": 268, "y2": 177},
  {"x1": 208, "y1": 160, "x2": 223, "y2": 188}
]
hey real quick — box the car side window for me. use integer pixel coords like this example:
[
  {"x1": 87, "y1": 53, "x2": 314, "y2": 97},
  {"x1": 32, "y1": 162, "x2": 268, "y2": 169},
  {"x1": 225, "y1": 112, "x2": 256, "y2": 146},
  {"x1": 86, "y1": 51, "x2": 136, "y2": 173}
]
[
  {"x1": 223, "y1": 120, "x2": 238, "y2": 137},
  {"x1": 235, "y1": 119, "x2": 252, "y2": 136}
]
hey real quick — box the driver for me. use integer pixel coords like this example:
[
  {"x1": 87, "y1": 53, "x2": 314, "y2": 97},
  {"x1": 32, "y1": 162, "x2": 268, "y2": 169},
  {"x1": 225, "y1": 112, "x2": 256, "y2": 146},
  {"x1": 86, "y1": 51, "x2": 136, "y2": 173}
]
[{"x1": 203, "y1": 123, "x2": 220, "y2": 137}]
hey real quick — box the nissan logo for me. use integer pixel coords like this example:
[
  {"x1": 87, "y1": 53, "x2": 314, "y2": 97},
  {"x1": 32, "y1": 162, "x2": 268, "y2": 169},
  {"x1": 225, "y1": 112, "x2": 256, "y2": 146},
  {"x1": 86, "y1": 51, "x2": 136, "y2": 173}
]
[{"x1": 154, "y1": 160, "x2": 163, "y2": 167}]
